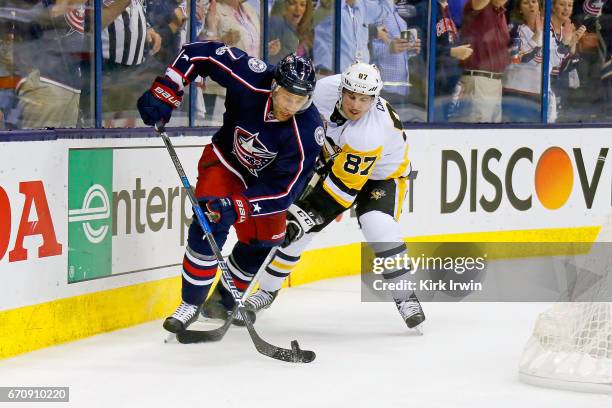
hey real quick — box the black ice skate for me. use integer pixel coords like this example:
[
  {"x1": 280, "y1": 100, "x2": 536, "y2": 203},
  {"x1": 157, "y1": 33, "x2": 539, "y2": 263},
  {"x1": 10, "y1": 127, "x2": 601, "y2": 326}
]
[
  {"x1": 201, "y1": 284, "x2": 255, "y2": 326},
  {"x1": 395, "y1": 292, "x2": 425, "y2": 333},
  {"x1": 163, "y1": 301, "x2": 202, "y2": 333}
]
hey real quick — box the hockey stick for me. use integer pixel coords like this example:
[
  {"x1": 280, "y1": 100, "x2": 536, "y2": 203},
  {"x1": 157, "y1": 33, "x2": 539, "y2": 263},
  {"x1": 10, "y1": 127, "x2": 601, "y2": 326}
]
[
  {"x1": 176, "y1": 281, "x2": 255, "y2": 343},
  {"x1": 177, "y1": 247, "x2": 277, "y2": 343},
  {"x1": 155, "y1": 124, "x2": 315, "y2": 363},
  {"x1": 164, "y1": 275, "x2": 257, "y2": 345}
]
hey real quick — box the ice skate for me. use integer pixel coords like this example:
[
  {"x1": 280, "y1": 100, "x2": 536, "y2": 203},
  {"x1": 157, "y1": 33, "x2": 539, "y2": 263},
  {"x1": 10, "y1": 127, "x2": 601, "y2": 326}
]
[
  {"x1": 201, "y1": 284, "x2": 255, "y2": 326},
  {"x1": 395, "y1": 292, "x2": 425, "y2": 334},
  {"x1": 245, "y1": 288, "x2": 278, "y2": 313},
  {"x1": 163, "y1": 301, "x2": 201, "y2": 333}
]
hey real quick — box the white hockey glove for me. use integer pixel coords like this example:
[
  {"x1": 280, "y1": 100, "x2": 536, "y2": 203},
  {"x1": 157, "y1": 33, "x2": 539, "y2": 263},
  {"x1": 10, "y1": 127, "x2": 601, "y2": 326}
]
[{"x1": 283, "y1": 203, "x2": 325, "y2": 247}]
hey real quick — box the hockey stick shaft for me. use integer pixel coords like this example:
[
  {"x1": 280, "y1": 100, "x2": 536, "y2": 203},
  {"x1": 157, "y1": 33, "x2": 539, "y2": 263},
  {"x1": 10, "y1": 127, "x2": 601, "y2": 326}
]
[
  {"x1": 155, "y1": 125, "x2": 247, "y2": 307},
  {"x1": 176, "y1": 248, "x2": 275, "y2": 344},
  {"x1": 156, "y1": 125, "x2": 315, "y2": 363},
  {"x1": 176, "y1": 262, "x2": 264, "y2": 343}
]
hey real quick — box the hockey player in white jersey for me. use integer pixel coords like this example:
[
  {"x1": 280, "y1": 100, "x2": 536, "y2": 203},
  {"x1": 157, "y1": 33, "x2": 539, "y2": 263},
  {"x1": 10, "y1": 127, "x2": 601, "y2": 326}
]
[{"x1": 244, "y1": 62, "x2": 425, "y2": 330}]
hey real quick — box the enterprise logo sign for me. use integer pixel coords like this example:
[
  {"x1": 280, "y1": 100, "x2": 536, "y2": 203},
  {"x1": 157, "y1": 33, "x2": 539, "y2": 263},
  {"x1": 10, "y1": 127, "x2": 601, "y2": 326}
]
[{"x1": 68, "y1": 184, "x2": 111, "y2": 244}]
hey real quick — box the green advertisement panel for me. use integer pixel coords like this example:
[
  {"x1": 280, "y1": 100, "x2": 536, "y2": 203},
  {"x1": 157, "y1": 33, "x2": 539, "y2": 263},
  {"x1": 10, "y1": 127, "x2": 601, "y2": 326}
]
[{"x1": 68, "y1": 149, "x2": 113, "y2": 282}]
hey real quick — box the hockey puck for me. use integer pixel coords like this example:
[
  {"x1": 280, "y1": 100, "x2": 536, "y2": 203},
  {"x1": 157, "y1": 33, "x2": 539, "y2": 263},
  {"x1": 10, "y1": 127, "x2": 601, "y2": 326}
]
[{"x1": 290, "y1": 340, "x2": 316, "y2": 363}]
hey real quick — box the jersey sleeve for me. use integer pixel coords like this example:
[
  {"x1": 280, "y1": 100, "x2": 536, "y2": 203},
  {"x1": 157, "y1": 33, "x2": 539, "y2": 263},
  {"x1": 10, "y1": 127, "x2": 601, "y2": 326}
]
[
  {"x1": 163, "y1": 41, "x2": 271, "y2": 95},
  {"x1": 312, "y1": 75, "x2": 341, "y2": 119},
  {"x1": 322, "y1": 143, "x2": 383, "y2": 208},
  {"x1": 242, "y1": 112, "x2": 323, "y2": 216}
]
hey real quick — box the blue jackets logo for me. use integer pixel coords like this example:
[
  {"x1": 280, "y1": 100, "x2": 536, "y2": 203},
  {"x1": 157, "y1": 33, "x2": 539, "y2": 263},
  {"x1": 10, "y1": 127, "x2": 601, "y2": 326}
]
[
  {"x1": 248, "y1": 57, "x2": 267, "y2": 73},
  {"x1": 232, "y1": 126, "x2": 277, "y2": 176}
]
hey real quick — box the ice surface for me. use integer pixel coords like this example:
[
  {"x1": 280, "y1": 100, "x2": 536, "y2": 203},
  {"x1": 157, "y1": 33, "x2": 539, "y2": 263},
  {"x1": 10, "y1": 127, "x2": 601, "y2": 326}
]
[{"x1": 0, "y1": 275, "x2": 610, "y2": 407}]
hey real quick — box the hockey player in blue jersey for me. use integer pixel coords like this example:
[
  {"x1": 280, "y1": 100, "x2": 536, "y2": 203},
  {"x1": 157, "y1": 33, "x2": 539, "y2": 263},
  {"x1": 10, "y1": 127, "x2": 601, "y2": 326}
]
[{"x1": 137, "y1": 43, "x2": 324, "y2": 333}]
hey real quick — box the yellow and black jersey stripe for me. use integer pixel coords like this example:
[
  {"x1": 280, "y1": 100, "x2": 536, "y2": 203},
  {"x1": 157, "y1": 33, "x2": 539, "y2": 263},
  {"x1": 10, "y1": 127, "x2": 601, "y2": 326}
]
[{"x1": 322, "y1": 144, "x2": 383, "y2": 207}]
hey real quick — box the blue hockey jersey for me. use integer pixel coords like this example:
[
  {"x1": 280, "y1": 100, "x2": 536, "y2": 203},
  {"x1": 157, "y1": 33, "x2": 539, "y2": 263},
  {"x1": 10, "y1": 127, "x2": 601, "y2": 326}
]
[{"x1": 164, "y1": 41, "x2": 324, "y2": 216}]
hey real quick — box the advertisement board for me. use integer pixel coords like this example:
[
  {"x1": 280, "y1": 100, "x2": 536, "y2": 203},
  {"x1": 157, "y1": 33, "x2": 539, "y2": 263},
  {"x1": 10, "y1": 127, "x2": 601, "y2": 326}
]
[{"x1": 0, "y1": 128, "x2": 610, "y2": 358}]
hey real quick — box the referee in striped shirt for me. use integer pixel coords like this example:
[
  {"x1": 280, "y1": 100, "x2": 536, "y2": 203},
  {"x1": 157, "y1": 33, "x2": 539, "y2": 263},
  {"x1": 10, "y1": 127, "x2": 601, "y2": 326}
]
[{"x1": 80, "y1": 0, "x2": 161, "y2": 126}]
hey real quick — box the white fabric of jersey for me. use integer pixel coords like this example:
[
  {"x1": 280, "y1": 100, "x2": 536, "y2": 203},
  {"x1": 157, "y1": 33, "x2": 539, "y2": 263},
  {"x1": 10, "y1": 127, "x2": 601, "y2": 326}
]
[
  {"x1": 258, "y1": 75, "x2": 411, "y2": 293},
  {"x1": 313, "y1": 75, "x2": 410, "y2": 181}
]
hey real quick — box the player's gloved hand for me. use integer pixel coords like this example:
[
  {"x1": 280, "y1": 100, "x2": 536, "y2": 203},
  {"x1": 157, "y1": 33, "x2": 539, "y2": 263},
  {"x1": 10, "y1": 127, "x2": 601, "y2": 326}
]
[
  {"x1": 205, "y1": 194, "x2": 251, "y2": 229},
  {"x1": 283, "y1": 203, "x2": 324, "y2": 247},
  {"x1": 314, "y1": 150, "x2": 333, "y2": 177},
  {"x1": 137, "y1": 76, "x2": 183, "y2": 126}
]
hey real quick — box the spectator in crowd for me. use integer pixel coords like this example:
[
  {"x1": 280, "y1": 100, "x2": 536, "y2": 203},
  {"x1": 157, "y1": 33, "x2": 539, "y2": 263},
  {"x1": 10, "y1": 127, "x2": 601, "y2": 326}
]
[
  {"x1": 212, "y1": 0, "x2": 260, "y2": 55},
  {"x1": 449, "y1": 0, "x2": 469, "y2": 26},
  {"x1": 592, "y1": 0, "x2": 611, "y2": 112},
  {"x1": 0, "y1": 6, "x2": 19, "y2": 129},
  {"x1": 9, "y1": 0, "x2": 84, "y2": 129},
  {"x1": 457, "y1": 0, "x2": 511, "y2": 122},
  {"x1": 550, "y1": 0, "x2": 585, "y2": 118},
  {"x1": 502, "y1": 0, "x2": 559, "y2": 122},
  {"x1": 268, "y1": 0, "x2": 314, "y2": 64},
  {"x1": 144, "y1": 0, "x2": 193, "y2": 122},
  {"x1": 80, "y1": 0, "x2": 162, "y2": 127},
  {"x1": 199, "y1": 0, "x2": 260, "y2": 123},
  {"x1": 564, "y1": 0, "x2": 609, "y2": 119},
  {"x1": 370, "y1": 0, "x2": 421, "y2": 108},
  {"x1": 434, "y1": 0, "x2": 472, "y2": 120},
  {"x1": 313, "y1": 0, "x2": 386, "y2": 75},
  {"x1": 595, "y1": 0, "x2": 612, "y2": 82},
  {"x1": 147, "y1": 0, "x2": 189, "y2": 64},
  {"x1": 313, "y1": 0, "x2": 333, "y2": 25}
]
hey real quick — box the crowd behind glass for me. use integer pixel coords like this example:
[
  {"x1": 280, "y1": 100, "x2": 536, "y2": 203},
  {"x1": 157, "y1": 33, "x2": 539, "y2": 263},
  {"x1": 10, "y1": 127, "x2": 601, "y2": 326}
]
[{"x1": 0, "y1": 0, "x2": 609, "y2": 129}]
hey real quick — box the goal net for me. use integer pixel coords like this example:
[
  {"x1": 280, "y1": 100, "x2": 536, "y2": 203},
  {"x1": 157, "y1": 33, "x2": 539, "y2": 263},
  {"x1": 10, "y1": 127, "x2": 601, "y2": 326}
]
[
  {"x1": 519, "y1": 214, "x2": 612, "y2": 393},
  {"x1": 519, "y1": 302, "x2": 612, "y2": 393}
]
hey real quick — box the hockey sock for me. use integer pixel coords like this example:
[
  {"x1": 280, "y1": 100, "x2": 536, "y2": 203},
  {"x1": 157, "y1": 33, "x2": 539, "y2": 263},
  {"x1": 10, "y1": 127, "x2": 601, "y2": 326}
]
[
  {"x1": 181, "y1": 245, "x2": 219, "y2": 305},
  {"x1": 259, "y1": 250, "x2": 301, "y2": 292},
  {"x1": 376, "y1": 243, "x2": 413, "y2": 301}
]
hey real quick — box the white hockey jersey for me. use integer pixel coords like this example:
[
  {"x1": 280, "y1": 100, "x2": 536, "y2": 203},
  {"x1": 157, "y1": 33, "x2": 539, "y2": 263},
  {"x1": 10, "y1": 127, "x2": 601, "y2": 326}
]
[{"x1": 313, "y1": 74, "x2": 410, "y2": 208}]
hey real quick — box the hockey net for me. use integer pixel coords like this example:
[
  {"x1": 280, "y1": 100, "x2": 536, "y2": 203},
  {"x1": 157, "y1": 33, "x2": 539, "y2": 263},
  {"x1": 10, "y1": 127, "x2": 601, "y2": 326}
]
[
  {"x1": 519, "y1": 302, "x2": 612, "y2": 393},
  {"x1": 519, "y1": 214, "x2": 612, "y2": 393}
]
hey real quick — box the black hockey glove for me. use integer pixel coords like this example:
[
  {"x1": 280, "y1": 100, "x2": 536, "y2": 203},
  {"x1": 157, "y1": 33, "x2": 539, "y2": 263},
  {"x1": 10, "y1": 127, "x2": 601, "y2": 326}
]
[
  {"x1": 314, "y1": 150, "x2": 333, "y2": 177},
  {"x1": 137, "y1": 76, "x2": 183, "y2": 126},
  {"x1": 283, "y1": 203, "x2": 324, "y2": 248}
]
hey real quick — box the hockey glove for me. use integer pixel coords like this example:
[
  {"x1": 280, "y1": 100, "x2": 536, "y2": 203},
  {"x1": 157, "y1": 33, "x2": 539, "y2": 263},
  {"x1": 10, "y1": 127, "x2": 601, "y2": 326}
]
[
  {"x1": 137, "y1": 76, "x2": 183, "y2": 126},
  {"x1": 205, "y1": 194, "x2": 251, "y2": 229},
  {"x1": 314, "y1": 150, "x2": 333, "y2": 177},
  {"x1": 283, "y1": 203, "x2": 324, "y2": 247}
]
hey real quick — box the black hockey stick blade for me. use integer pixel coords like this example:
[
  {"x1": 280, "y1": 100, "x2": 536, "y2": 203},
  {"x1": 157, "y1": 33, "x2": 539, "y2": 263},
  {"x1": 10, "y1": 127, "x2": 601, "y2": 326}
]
[
  {"x1": 244, "y1": 322, "x2": 316, "y2": 363},
  {"x1": 176, "y1": 309, "x2": 316, "y2": 363},
  {"x1": 174, "y1": 304, "x2": 253, "y2": 344},
  {"x1": 175, "y1": 317, "x2": 233, "y2": 344}
]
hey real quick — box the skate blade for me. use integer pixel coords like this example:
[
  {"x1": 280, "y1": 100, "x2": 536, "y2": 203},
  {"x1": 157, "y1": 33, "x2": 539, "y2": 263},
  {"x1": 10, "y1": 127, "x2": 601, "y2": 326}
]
[
  {"x1": 410, "y1": 322, "x2": 424, "y2": 336},
  {"x1": 164, "y1": 333, "x2": 178, "y2": 343}
]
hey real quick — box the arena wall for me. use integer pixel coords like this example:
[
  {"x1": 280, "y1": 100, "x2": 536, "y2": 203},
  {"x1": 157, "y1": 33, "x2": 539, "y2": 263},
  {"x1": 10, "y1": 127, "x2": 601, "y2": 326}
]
[{"x1": 0, "y1": 128, "x2": 610, "y2": 358}]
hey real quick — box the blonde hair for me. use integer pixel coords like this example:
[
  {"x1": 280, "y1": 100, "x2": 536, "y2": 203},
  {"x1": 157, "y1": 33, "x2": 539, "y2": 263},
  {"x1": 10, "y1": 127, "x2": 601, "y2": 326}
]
[{"x1": 270, "y1": 0, "x2": 314, "y2": 50}]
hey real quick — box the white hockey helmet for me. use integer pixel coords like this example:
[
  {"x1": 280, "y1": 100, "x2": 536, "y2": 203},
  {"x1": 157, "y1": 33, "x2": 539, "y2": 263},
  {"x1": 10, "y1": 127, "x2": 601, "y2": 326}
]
[{"x1": 340, "y1": 62, "x2": 383, "y2": 98}]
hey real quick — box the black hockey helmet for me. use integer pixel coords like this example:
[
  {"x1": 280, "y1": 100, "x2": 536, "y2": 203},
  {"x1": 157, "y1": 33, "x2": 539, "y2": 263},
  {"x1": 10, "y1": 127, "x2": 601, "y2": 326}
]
[{"x1": 274, "y1": 53, "x2": 316, "y2": 97}]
